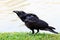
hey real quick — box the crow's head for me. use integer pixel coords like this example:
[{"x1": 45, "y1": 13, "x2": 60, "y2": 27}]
[
  {"x1": 13, "y1": 11, "x2": 27, "y2": 17},
  {"x1": 13, "y1": 11, "x2": 27, "y2": 22}
]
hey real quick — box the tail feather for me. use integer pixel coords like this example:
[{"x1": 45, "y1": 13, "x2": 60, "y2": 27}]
[
  {"x1": 47, "y1": 26, "x2": 58, "y2": 34},
  {"x1": 49, "y1": 26, "x2": 55, "y2": 30},
  {"x1": 48, "y1": 29, "x2": 58, "y2": 34}
]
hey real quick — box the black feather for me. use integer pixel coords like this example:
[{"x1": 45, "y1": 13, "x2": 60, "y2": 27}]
[{"x1": 13, "y1": 11, "x2": 58, "y2": 34}]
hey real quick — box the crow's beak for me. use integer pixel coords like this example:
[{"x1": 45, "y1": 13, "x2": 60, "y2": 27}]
[
  {"x1": 13, "y1": 11, "x2": 16, "y2": 13},
  {"x1": 13, "y1": 11, "x2": 18, "y2": 13}
]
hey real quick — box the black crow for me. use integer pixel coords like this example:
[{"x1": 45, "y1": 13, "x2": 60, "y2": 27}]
[{"x1": 13, "y1": 11, "x2": 58, "y2": 34}]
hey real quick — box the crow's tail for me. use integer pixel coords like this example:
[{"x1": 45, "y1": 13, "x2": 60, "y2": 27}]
[
  {"x1": 48, "y1": 29, "x2": 58, "y2": 34},
  {"x1": 48, "y1": 26, "x2": 58, "y2": 34},
  {"x1": 49, "y1": 26, "x2": 55, "y2": 30}
]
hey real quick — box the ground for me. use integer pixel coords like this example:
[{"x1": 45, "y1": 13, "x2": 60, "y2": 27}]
[{"x1": 0, "y1": 32, "x2": 60, "y2": 40}]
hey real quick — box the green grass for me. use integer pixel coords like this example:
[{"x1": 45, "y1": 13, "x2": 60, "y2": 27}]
[{"x1": 0, "y1": 32, "x2": 60, "y2": 40}]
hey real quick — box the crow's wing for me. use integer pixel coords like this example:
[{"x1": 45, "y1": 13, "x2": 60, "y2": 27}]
[
  {"x1": 25, "y1": 14, "x2": 39, "y2": 22},
  {"x1": 27, "y1": 13, "x2": 39, "y2": 19},
  {"x1": 36, "y1": 19, "x2": 48, "y2": 27},
  {"x1": 25, "y1": 15, "x2": 48, "y2": 28}
]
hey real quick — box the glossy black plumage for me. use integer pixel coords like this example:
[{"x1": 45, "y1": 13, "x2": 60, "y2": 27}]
[{"x1": 13, "y1": 11, "x2": 58, "y2": 34}]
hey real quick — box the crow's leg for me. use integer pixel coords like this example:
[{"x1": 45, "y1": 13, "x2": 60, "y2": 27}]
[
  {"x1": 31, "y1": 29, "x2": 34, "y2": 34},
  {"x1": 36, "y1": 29, "x2": 39, "y2": 34}
]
